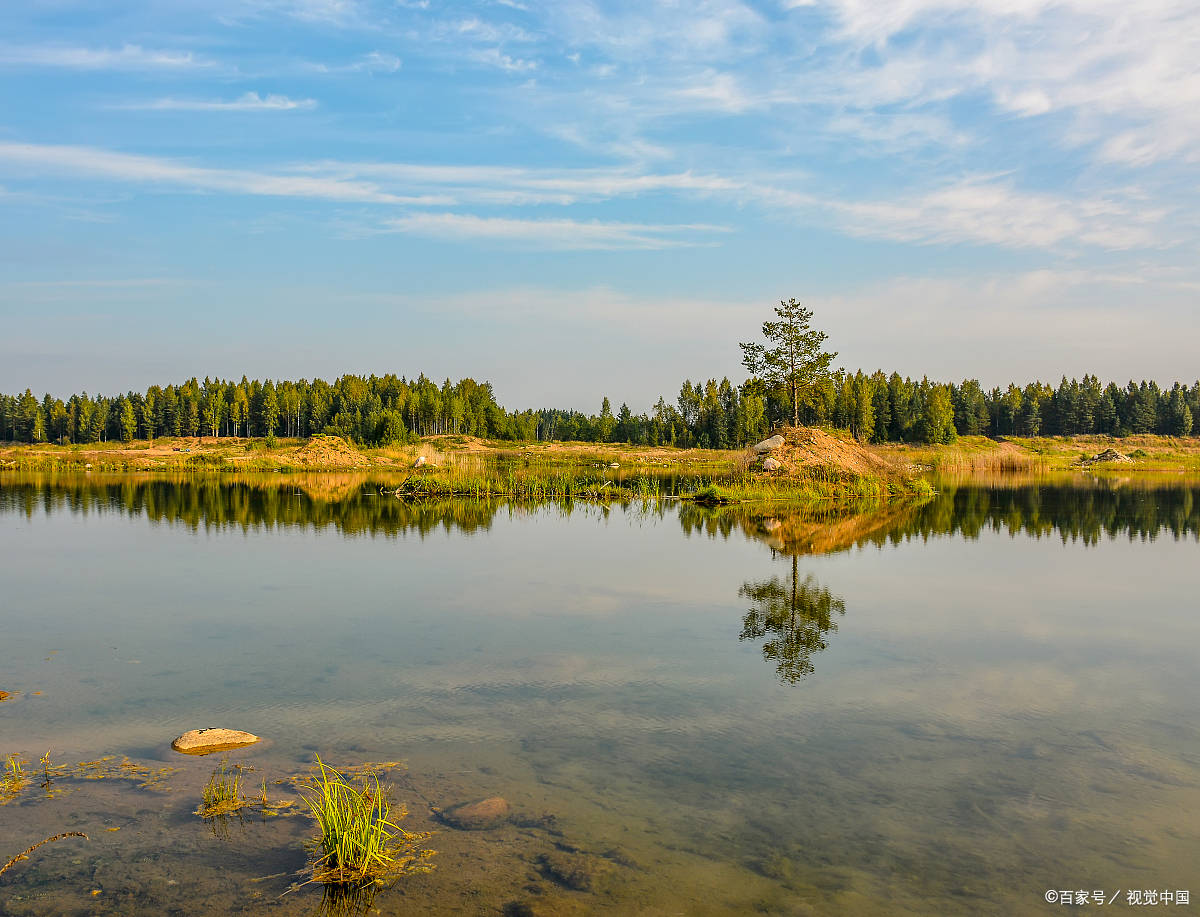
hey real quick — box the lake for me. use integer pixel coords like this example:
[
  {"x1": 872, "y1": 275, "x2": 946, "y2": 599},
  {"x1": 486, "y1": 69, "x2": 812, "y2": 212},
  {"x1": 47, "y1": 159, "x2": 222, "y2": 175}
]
[{"x1": 1, "y1": 473, "x2": 1198, "y2": 915}]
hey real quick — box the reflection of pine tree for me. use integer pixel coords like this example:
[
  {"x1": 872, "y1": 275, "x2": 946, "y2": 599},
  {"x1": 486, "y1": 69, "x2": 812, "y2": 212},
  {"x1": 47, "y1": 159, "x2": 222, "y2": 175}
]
[{"x1": 738, "y1": 555, "x2": 845, "y2": 684}]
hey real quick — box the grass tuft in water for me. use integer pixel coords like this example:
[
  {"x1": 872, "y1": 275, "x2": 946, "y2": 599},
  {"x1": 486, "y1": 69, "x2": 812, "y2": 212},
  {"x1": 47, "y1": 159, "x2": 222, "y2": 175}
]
[
  {"x1": 1, "y1": 754, "x2": 28, "y2": 803},
  {"x1": 299, "y1": 756, "x2": 436, "y2": 886},
  {"x1": 195, "y1": 759, "x2": 294, "y2": 827}
]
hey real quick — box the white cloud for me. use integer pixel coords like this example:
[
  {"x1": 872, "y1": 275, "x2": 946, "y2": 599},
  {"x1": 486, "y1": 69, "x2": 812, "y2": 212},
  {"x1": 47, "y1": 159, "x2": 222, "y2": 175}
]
[
  {"x1": 0, "y1": 141, "x2": 1169, "y2": 252},
  {"x1": 0, "y1": 43, "x2": 206, "y2": 69},
  {"x1": 0, "y1": 141, "x2": 444, "y2": 206},
  {"x1": 308, "y1": 51, "x2": 402, "y2": 74},
  {"x1": 471, "y1": 47, "x2": 537, "y2": 72},
  {"x1": 822, "y1": 179, "x2": 1166, "y2": 251},
  {"x1": 376, "y1": 212, "x2": 728, "y2": 249},
  {"x1": 121, "y1": 92, "x2": 317, "y2": 112},
  {"x1": 807, "y1": 0, "x2": 1200, "y2": 166}
]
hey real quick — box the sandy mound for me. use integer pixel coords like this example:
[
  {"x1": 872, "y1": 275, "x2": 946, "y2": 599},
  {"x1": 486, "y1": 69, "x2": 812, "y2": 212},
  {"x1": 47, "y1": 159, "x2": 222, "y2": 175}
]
[
  {"x1": 290, "y1": 435, "x2": 371, "y2": 468},
  {"x1": 755, "y1": 427, "x2": 904, "y2": 479}
]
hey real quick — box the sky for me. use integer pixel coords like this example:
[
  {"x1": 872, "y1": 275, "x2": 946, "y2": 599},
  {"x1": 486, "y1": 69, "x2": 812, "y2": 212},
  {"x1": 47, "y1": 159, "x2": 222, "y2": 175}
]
[{"x1": 1, "y1": 0, "x2": 1197, "y2": 411}]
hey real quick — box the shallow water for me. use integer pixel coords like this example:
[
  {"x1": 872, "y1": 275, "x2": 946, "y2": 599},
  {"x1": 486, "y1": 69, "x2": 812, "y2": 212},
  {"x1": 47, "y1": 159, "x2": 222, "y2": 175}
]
[{"x1": 1, "y1": 474, "x2": 1198, "y2": 915}]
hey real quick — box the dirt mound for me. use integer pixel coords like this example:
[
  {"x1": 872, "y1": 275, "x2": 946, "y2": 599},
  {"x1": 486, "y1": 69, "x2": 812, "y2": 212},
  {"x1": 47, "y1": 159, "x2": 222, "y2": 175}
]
[
  {"x1": 1079, "y1": 448, "x2": 1133, "y2": 466},
  {"x1": 290, "y1": 435, "x2": 371, "y2": 468},
  {"x1": 755, "y1": 427, "x2": 903, "y2": 479}
]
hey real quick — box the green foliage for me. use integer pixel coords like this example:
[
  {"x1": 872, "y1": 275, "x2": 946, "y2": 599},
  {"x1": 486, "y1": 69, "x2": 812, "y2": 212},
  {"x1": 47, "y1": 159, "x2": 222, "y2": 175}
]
[
  {"x1": 740, "y1": 299, "x2": 838, "y2": 427},
  {"x1": 1, "y1": 369, "x2": 1197, "y2": 452},
  {"x1": 299, "y1": 756, "x2": 435, "y2": 886},
  {"x1": 917, "y1": 384, "x2": 957, "y2": 444}
]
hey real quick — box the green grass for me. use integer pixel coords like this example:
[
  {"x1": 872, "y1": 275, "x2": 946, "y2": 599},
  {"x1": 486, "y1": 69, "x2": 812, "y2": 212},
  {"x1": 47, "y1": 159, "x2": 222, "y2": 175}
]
[
  {"x1": 299, "y1": 757, "x2": 435, "y2": 886},
  {"x1": 1, "y1": 755, "x2": 28, "y2": 803},
  {"x1": 199, "y1": 759, "x2": 244, "y2": 814}
]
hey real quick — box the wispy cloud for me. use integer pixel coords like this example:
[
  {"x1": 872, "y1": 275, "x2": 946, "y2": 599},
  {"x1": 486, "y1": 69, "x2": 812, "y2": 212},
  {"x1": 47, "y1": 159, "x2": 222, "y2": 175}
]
[
  {"x1": 0, "y1": 44, "x2": 207, "y2": 70},
  {"x1": 821, "y1": 179, "x2": 1167, "y2": 251},
  {"x1": 0, "y1": 142, "x2": 444, "y2": 206},
  {"x1": 309, "y1": 51, "x2": 402, "y2": 74},
  {"x1": 119, "y1": 92, "x2": 317, "y2": 112},
  {"x1": 0, "y1": 140, "x2": 1170, "y2": 252},
  {"x1": 471, "y1": 47, "x2": 537, "y2": 72},
  {"x1": 376, "y1": 212, "x2": 728, "y2": 249}
]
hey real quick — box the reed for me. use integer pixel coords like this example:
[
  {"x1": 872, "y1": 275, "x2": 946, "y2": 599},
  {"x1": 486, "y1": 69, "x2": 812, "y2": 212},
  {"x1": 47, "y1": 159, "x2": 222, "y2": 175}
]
[{"x1": 298, "y1": 757, "x2": 435, "y2": 886}]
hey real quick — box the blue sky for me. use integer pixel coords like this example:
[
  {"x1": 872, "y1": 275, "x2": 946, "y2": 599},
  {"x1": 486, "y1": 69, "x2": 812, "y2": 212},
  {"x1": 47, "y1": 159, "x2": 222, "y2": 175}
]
[{"x1": 1, "y1": 0, "x2": 1196, "y2": 410}]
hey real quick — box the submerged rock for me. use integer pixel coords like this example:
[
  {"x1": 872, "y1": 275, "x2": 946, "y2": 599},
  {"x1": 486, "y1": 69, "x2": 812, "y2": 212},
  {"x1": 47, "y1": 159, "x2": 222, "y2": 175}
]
[
  {"x1": 752, "y1": 434, "x2": 785, "y2": 454},
  {"x1": 171, "y1": 728, "x2": 260, "y2": 755},
  {"x1": 537, "y1": 851, "x2": 597, "y2": 891},
  {"x1": 439, "y1": 796, "x2": 511, "y2": 830}
]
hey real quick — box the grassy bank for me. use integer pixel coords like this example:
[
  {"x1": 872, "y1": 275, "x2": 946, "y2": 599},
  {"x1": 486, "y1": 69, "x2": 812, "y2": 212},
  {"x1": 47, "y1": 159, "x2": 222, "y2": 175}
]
[
  {"x1": 870, "y1": 433, "x2": 1200, "y2": 475},
  {"x1": 0, "y1": 433, "x2": 933, "y2": 506}
]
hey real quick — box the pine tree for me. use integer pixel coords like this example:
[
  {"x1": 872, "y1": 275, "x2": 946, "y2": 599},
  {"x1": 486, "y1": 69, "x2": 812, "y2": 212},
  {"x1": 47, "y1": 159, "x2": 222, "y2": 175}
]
[{"x1": 740, "y1": 299, "x2": 837, "y2": 428}]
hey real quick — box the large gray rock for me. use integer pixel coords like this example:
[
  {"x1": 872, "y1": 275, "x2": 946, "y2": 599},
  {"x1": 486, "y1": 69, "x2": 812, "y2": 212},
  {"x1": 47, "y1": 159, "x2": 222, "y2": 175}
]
[
  {"x1": 752, "y1": 434, "x2": 785, "y2": 454},
  {"x1": 171, "y1": 727, "x2": 260, "y2": 755},
  {"x1": 439, "y1": 796, "x2": 511, "y2": 830},
  {"x1": 761, "y1": 457, "x2": 782, "y2": 471}
]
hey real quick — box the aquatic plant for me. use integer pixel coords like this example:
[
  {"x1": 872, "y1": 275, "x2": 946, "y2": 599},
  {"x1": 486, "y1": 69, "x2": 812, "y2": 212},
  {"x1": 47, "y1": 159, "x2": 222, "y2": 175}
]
[
  {"x1": 1, "y1": 832, "x2": 89, "y2": 878},
  {"x1": 298, "y1": 756, "x2": 435, "y2": 886},
  {"x1": 195, "y1": 760, "x2": 293, "y2": 824},
  {"x1": 199, "y1": 759, "x2": 244, "y2": 815},
  {"x1": 1, "y1": 755, "x2": 28, "y2": 803}
]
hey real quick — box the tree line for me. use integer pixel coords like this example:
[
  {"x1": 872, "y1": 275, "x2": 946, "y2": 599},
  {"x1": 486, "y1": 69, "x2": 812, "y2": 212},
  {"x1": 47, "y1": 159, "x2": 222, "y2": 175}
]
[{"x1": 1, "y1": 371, "x2": 1197, "y2": 448}]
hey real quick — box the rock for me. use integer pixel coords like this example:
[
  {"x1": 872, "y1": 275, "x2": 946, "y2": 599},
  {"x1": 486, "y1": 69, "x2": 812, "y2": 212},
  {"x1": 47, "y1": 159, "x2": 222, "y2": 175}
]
[
  {"x1": 412, "y1": 455, "x2": 427, "y2": 467},
  {"x1": 752, "y1": 434, "x2": 785, "y2": 454},
  {"x1": 439, "y1": 796, "x2": 511, "y2": 830},
  {"x1": 608, "y1": 462, "x2": 620, "y2": 468},
  {"x1": 761, "y1": 457, "x2": 781, "y2": 471},
  {"x1": 537, "y1": 851, "x2": 596, "y2": 891},
  {"x1": 1081, "y1": 448, "x2": 1133, "y2": 466},
  {"x1": 171, "y1": 728, "x2": 260, "y2": 755}
]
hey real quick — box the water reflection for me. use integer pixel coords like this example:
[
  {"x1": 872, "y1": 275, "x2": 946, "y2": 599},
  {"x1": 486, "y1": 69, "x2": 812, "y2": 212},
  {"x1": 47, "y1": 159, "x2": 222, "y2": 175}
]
[
  {"x1": 681, "y1": 477, "x2": 1200, "y2": 556},
  {"x1": 2, "y1": 471, "x2": 1199, "y2": 552},
  {"x1": 739, "y1": 555, "x2": 845, "y2": 683}
]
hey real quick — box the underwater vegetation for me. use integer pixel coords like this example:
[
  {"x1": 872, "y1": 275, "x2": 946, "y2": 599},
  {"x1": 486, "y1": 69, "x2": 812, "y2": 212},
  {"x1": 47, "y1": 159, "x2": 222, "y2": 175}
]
[
  {"x1": 1, "y1": 832, "x2": 90, "y2": 878},
  {"x1": 0, "y1": 752, "x2": 175, "y2": 807}
]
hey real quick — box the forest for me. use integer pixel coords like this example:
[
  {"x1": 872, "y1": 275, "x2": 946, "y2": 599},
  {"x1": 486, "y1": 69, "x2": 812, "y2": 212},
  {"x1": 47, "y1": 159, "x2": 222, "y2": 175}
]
[{"x1": 0, "y1": 371, "x2": 1196, "y2": 449}]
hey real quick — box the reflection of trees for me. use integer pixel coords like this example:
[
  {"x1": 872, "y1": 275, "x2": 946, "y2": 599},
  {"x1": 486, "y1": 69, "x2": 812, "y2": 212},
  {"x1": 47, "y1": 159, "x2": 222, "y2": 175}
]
[
  {"x1": 738, "y1": 555, "x2": 845, "y2": 684},
  {"x1": 679, "y1": 479, "x2": 1200, "y2": 557},
  {"x1": 0, "y1": 473, "x2": 503, "y2": 539}
]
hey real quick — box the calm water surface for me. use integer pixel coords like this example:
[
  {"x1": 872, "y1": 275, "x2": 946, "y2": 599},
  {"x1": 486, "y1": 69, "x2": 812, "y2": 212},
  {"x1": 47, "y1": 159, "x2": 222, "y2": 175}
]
[{"x1": 1, "y1": 474, "x2": 1198, "y2": 916}]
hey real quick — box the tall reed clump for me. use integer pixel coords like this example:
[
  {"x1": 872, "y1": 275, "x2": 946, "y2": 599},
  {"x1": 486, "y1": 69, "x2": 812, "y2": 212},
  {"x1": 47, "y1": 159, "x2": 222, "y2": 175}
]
[{"x1": 299, "y1": 757, "x2": 435, "y2": 886}]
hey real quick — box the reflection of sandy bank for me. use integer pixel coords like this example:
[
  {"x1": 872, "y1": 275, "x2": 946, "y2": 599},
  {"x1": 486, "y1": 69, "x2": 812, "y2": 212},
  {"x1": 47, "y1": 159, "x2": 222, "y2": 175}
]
[{"x1": 685, "y1": 500, "x2": 928, "y2": 556}]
